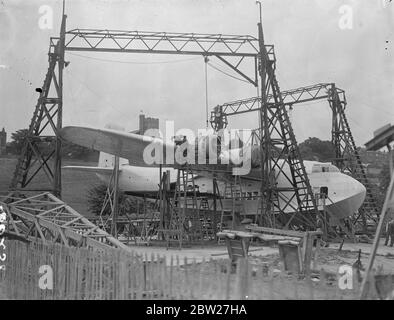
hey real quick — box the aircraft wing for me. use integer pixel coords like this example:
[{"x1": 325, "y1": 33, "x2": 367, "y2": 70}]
[
  {"x1": 60, "y1": 126, "x2": 257, "y2": 181},
  {"x1": 60, "y1": 126, "x2": 174, "y2": 167}
]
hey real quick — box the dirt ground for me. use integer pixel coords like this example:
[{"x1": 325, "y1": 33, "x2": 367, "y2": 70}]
[
  {"x1": 2, "y1": 156, "x2": 394, "y2": 274},
  {"x1": 128, "y1": 241, "x2": 394, "y2": 273},
  {"x1": 251, "y1": 244, "x2": 394, "y2": 274}
]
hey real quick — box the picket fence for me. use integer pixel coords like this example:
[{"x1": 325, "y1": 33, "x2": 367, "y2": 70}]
[{"x1": 0, "y1": 240, "x2": 390, "y2": 300}]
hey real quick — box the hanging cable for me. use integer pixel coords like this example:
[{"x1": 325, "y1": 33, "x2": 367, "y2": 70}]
[
  {"x1": 356, "y1": 101, "x2": 394, "y2": 117},
  {"x1": 67, "y1": 52, "x2": 199, "y2": 65},
  {"x1": 207, "y1": 61, "x2": 250, "y2": 83},
  {"x1": 204, "y1": 56, "x2": 209, "y2": 128},
  {"x1": 65, "y1": 70, "x2": 131, "y2": 119},
  {"x1": 288, "y1": 105, "x2": 293, "y2": 123}
]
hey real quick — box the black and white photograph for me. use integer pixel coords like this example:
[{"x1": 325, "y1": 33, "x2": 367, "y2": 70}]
[{"x1": 0, "y1": 0, "x2": 393, "y2": 304}]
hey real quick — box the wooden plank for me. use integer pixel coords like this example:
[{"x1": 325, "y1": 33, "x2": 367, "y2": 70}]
[
  {"x1": 304, "y1": 233, "x2": 314, "y2": 276},
  {"x1": 169, "y1": 255, "x2": 173, "y2": 298},
  {"x1": 246, "y1": 225, "x2": 306, "y2": 238},
  {"x1": 99, "y1": 251, "x2": 103, "y2": 300}
]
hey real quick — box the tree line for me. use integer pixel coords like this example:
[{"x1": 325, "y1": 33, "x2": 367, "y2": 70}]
[{"x1": 5, "y1": 129, "x2": 98, "y2": 160}]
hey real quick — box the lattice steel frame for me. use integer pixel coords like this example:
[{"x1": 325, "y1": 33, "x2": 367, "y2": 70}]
[
  {"x1": 254, "y1": 22, "x2": 318, "y2": 229},
  {"x1": 10, "y1": 10, "x2": 319, "y2": 231},
  {"x1": 9, "y1": 16, "x2": 66, "y2": 197},
  {"x1": 11, "y1": 14, "x2": 276, "y2": 197},
  {"x1": 210, "y1": 83, "x2": 380, "y2": 231},
  {"x1": 0, "y1": 192, "x2": 130, "y2": 251}
]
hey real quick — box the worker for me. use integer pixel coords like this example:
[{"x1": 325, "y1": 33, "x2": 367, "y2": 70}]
[
  {"x1": 384, "y1": 217, "x2": 394, "y2": 247},
  {"x1": 239, "y1": 218, "x2": 253, "y2": 231},
  {"x1": 316, "y1": 216, "x2": 328, "y2": 247},
  {"x1": 316, "y1": 216, "x2": 323, "y2": 232}
]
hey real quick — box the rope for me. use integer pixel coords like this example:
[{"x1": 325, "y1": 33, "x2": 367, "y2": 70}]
[
  {"x1": 204, "y1": 56, "x2": 209, "y2": 128},
  {"x1": 207, "y1": 61, "x2": 250, "y2": 83},
  {"x1": 67, "y1": 52, "x2": 199, "y2": 65}
]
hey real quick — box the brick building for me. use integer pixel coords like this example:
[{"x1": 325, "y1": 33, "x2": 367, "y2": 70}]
[{"x1": 138, "y1": 114, "x2": 159, "y2": 135}]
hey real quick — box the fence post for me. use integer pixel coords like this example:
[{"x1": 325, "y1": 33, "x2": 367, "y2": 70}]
[
  {"x1": 225, "y1": 259, "x2": 232, "y2": 300},
  {"x1": 235, "y1": 258, "x2": 247, "y2": 300},
  {"x1": 169, "y1": 255, "x2": 173, "y2": 299},
  {"x1": 269, "y1": 268, "x2": 275, "y2": 300},
  {"x1": 197, "y1": 257, "x2": 205, "y2": 299},
  {"x1": 184, "y1": 256, "x2": 189, "y2": 299},
  {"x1": 319, "y1": 269, "x2": 326, "y2": 300}
]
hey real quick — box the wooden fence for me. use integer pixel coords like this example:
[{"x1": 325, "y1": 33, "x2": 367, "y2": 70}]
[{"x1": 0, "y1": 240, "x2": 391, "y2": 300}]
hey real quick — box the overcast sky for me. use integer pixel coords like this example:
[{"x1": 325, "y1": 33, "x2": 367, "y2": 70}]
[{"x1": 0, "y1": 0, "x2": 393, "y2": 147}]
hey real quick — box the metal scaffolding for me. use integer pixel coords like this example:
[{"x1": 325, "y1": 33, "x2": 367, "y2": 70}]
[
  {"x1": 10, "y1": 12, "x2": 276, "y2": 197},
  {"x1": 9, "y1": 16, "x2": 66, "y2": 197},
  {"x1": 0, "y1": 192, "x2": 130, "y2": 251},
  {"x1": 10, "y1": 6, "x2": 329, "y2": 235},
  {"x1": 254, "y1": 21, "x2": 319, "y2": 229},
  {"x1": 210, "y1": 83, "x2": 380, "y2": 232}
]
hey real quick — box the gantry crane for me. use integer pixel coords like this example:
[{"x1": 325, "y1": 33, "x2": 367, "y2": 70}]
[
  {"x1": 210, "y1": 83, "x2": 380, "y2": 232},
  {"x1": 9, "y1": 5, "x2": 321, "y2": 237}
]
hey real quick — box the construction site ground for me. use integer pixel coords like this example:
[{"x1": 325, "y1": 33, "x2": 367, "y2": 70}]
[
  {"x1": 2, "y1": 157, "x2": 393, "y2": 273},
  {"x1": 128, "y1": 240, "x2": 394, "y2": 274}
]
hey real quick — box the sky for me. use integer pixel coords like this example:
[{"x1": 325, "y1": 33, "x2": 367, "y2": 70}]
[{"x1": 0, "y1": 0, "x2": 393, "y2": 147}]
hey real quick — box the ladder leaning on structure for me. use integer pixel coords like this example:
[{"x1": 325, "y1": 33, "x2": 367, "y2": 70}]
[
  {"x1": 160, "y1": 168, "x2": 199, "y2": 248},
  {"x1": 219, "y1": 175, "x2": 245, "y2": 231}
]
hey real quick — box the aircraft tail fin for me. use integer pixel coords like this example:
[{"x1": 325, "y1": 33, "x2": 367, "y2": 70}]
[{"x1": 62, "y1": 165, "x2": 114, "y2": 174}]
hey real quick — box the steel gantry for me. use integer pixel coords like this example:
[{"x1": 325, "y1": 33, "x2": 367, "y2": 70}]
[
  {"x1": 64, "y1": 28, "x2": 275, "y2": 87},
  {"x1": 10, "y1": 14, "x2": 275, "y2": 196},
  {"x1": 10, "y1": 6, "x2": 320, "y2": 233},
  {"x1": 250, "y1": 21, "x2": 319, "y2": 229},
  {"x1": 210, "y1": 83, "x2": 334, "y2": 123},
  {"x1": 9, "y1": 16, "x2": 66, "y2": 197},
  {"x1": 210, "y1": 83, "x2": 380, "y2": 232}
]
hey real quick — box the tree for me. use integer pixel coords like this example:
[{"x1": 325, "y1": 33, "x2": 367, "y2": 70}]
[
  {"x1": 87, "y1": 184, "x2": 145, "y2": 217},
  {"x1": 298, "y1": 137, "x2": 335, "y2": 162},
  {"x1": 61, "y1": 140, "x2": 98, "y2": 160},
  {"x1": 6, "y1": 128, "x2": 97, "y2": 160},
  {"x1": 7, "y1": 129, "x2": 28, "y2": 154}
]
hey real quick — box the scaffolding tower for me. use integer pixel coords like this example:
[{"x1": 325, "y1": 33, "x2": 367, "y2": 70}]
[
  {"x1": 254, "y1": 20, "x2": 319, "y2": 229},
  {"x1": 210, "y1": 83, "x2": 380, "y2": 232},
  {"x1": 9, "y1": 16, "x2": 66, "y2": 197},
  {"x1": 9, "y1": 6, "x2": 343, "y2": 239},
  {"x1": 329, "y1": 86, "x2": 380, "y2": 232}
]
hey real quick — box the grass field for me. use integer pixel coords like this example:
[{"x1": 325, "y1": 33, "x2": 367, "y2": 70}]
[{"x1": 0, "y1": 157, "x2": 101, "y2": 215}]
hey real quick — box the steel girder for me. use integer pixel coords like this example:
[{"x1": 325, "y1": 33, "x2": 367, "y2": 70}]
[
  {"x1": 9, "y1": 17, "x2": 67, "y2": 197},
  {"x1": 210, "y1": 82, "x2": 380, "y2": 232},
  {"x1": 63, "y1": 29, "x2": 276, "y2": 86},
  {"x1": 254, "y1": 22, "x2": 319, "y2": 230},
  {"x1": 12, "y1": 19, "x2": 275, "y2": 199},
  {"x1": 1, "y1": 192, "x2": 130, "y2": 251},
  {"x1": 210, "y1": 83, "x2": 343, "y2": 130},
  {"x1": 328, "y1": 86, "x2": 380, "y2": 232}
]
